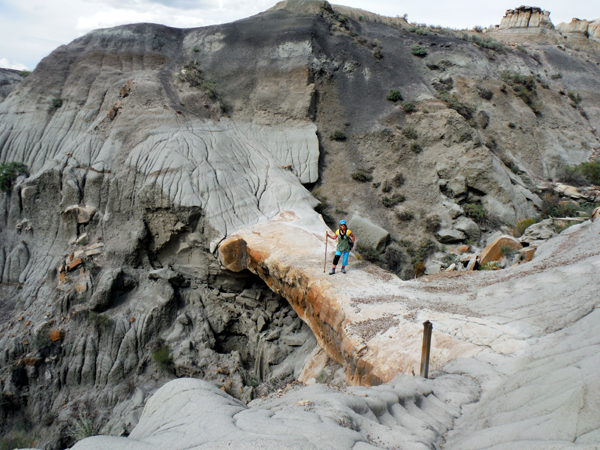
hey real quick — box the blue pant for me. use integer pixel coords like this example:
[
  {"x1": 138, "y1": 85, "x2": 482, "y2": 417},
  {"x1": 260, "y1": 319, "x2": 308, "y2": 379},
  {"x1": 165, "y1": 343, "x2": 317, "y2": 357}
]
[{"x1": 334, "y1": 251, "x2": 349, "y2": 266}]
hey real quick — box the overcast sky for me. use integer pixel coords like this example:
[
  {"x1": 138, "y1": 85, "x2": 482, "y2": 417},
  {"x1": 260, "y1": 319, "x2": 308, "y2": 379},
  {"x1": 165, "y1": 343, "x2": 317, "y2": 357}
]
[{"x1": 0, "y1": 0, "x2": 598, "y2": 71}]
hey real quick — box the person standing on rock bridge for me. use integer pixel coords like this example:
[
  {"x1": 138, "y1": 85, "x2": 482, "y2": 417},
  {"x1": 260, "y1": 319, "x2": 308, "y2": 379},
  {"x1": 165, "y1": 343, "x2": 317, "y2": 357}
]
[{"x1": 327, "y1": 220, "x2": 355, "y2": 275}]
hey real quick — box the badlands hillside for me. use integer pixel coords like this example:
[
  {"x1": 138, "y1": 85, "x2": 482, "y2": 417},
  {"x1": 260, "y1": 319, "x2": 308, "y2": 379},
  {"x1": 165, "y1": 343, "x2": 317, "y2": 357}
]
[{"x1": 0, "y1": 0, "x2": 599, "y2": 448}]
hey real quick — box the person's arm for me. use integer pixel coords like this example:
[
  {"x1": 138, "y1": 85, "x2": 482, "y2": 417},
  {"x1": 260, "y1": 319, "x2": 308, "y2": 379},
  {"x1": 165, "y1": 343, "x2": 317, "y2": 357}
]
[
  {"x1": 327, "y1": 232, "x2": 338, "y2": 240},
  {"x1": 349, "y1": 231, "x2": 356, "y2": 245}
]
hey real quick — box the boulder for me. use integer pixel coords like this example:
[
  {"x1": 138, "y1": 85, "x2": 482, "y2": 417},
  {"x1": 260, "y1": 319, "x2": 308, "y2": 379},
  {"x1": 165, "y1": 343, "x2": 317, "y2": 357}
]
[
  {"x1": 454, "y1": 217, "x2": 480, "y2": 240},
  {"x1": 519, "y1": 247, "x2": 536, "y2": 262},
  {"x1": 519, "y1": 219, "x2": 556, "y2": 245},
  {"x1": 425, "y1": 263, "x2": 441, "y2": 275},
  {"x1": 62, "y1": 205, "x2": 97, "y2": 224},
  {"x1": 479, "y1": 235, "x2": 522, "y2": 266},
  {"x1": 49, "y1": 329, "x2": 66, "y2": 342},
  {"x1": 447, "y1": 203, "x2": 464, "y2": 219},
  {"x1": 435, "y1": 228, "x2": 466, "y2": 244},
  {"x1": 68, "y1": 258, "x2": 83, "y2": 271},
  {"x1": 348, "y1": 215, "x2": 389, "y2": 253}
]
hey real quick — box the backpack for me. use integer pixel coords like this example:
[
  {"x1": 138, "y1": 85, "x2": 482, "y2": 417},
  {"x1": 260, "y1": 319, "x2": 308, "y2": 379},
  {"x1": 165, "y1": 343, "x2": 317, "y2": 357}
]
[{"x1": 338, "y1": 230, "x2": 354, "y2": 250}]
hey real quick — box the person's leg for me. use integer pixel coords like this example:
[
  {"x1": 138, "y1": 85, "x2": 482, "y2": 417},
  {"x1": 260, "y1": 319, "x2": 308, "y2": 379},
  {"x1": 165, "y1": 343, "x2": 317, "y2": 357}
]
[
  {"x1": 330, "y1": 252, "x2": 341, "y2": 275},
  {"x1": 341, "y1": 252, "x2": 349, "y2": 273}
]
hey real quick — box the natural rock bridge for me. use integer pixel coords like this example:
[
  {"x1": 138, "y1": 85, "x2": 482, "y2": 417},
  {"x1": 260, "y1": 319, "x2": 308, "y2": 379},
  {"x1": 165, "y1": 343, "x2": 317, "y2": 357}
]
[{"x1": 218, "y1": 209, "x2": 598, "y2": 387}]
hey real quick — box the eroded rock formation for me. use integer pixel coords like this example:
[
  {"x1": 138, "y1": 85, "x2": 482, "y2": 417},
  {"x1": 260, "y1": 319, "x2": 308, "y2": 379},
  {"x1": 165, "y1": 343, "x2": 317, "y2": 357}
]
[{"x1": 498, "y1": 6, "x2": 553, "y2": 30}]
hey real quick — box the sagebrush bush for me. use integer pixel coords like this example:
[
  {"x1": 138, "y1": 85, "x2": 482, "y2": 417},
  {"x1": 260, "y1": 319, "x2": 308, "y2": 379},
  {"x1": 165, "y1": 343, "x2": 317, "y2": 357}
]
[
  {"x1": 386, "y1": 90, "x2": 403, "y2": 102},
  {"x1": 153, "y1": 346, "x2": 173, "y2": 372},
  {"x1": 410, "y1": 141, "x2": 422, "y2": 153},
  {"x1": 463, "y1": 203, "x2": 487, "y2": 222},
  {"x1": 478, "y1": 87, "x2": 494, "y2": 100},
  {"x1": 402, "y1": 126, "x2": 418, "y2": 140},
  {"x1": 351, "y1": 170, "x2": 373, "y2": 182},
  {"x1": 540, "y1": 193, "x2": 582, "y2": 218},
  {"x1": 402, "y1": 101, "x2": 417, "y2": 113},
  {"x1": 567, "y1": 91, "x2": 582, "y2": 106},
  {"x1": 563, "y1": 159, "x2": 600, "y2": 186},
  {"x1": 381, "y1": 194, "x2": 405, "y2": 208},
  {"x1": 0, "y1": 162, "x2": 27, "y2": 192},
  {"x1": 512, "y1": 217, "x2": 540, "y2": 237},
  {"x1": 410, "y1": 44, "x2": 427, "y2": 56},
  {"x1": 330, "y1": 130, "x2": 347, "y2": 141}
]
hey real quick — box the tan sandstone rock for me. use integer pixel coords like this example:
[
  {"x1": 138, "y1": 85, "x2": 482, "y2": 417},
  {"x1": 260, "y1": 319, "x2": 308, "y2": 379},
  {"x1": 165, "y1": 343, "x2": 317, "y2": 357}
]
[
  {"x1": 479, "y1": 235, "x2": 522, "y2": 266},
  {"x1": 49, "y1": 329, "x2": 65, "y2": 342}
]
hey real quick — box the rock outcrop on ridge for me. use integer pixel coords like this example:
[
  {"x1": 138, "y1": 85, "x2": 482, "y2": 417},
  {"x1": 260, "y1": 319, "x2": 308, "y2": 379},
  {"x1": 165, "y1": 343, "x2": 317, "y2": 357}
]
[
  {"x1": 1, "y1": 0, "x2": 600, "y2": 447},
  {"x1": 0, "y1": 68, "x2": 25, "y2": 102}
]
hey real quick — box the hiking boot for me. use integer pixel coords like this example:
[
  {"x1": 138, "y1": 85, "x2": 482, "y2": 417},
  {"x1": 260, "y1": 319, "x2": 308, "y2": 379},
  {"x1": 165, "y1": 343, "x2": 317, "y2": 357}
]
[
  {"x1": 341, "y1": 267, "x2": 346, "y2": 274},
  {"x1": 329, "y1": 269, "x2": 336, "y2": 275}
]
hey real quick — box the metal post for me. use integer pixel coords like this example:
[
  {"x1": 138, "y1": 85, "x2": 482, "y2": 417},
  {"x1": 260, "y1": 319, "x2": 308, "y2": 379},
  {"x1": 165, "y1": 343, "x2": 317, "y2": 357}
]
[{"x1": 420, "y1": 320, "x2": 433, "y2": 378}]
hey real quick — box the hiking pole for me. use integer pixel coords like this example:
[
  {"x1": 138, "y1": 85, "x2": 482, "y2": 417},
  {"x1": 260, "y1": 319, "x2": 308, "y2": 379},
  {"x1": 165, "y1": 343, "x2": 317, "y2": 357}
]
[{"x1": 324, "y1": 232, "x2": 328, "y2": 273}]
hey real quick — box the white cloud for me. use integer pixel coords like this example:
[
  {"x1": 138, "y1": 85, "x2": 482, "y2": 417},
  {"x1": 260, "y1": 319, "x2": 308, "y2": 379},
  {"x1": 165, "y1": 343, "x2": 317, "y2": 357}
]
[{"x1": 0, "y1": 58, "x2": 29, "y2": 71}]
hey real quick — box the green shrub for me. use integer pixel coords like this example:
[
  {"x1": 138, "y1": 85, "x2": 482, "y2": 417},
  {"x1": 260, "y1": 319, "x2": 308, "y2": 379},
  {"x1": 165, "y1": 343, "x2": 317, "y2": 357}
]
[
  {"x1": 0, "y1": 162, "x2": 27, "y2": 192},
  {"x1": 512, "y1": 217, "x2": 540, "y2": 237},
  {"x1": 574, "y1": 159, "x2": 600, "y2": 185},
  {"x1": 52, "y1": 98, "x2": 63, "y2": 108},
  {"x1": 540, "y1": 193, "x2": 582, "y2": 218},
  {"x1": 479, "y1": 261, "x2": 500, "y2": 271},
  {"x1": 436, "y1": 91, "x2": 475, "y2": 120},
  {"x1": 470, "y1": 35, "x2": 505, "y2": 52},
  {"x1": 517, "y1": 44, "x2": 527, "y2": 53},
  {"x1": 18, "y1": 70, "x2": 31, "y2": 77},
  {"x1": 567, "y1": 91, "x2": 582, "y2": 105},
  {"x1": 508, "y1": 122, "x2": 516, "y2": 129},
  {"x1": 478, "y1": 88, "x2": 494, "y2": 100},
  {"x1": 351, "y1": 170, "x2": 373, "y2": 182},
  {"x1": 410, "y1": 44, "x2": 427, "y2": 56},
  {"x1": 245, "y1": 376, "x2": 259, "y2": 388},
  {"x1": 330, "y1": 130, "x2": 347, "y2": 141},
  {"x1": 392, "y1": 172, "x2": 405, "y2": 187},
  {"x1": 410, "y1": 141, "x2": 422, "y2": 153},
  {"x1": 401, "y1": 101, "x2": 417, "y2": 113},
  {"x1": 153, "y1": 346, "x2": 173, "y2": 372},
  {"x1": 559, "y1": 165, "x2": 589, "y2": 186},
  {"x1": 550, "y1": 73, "x2": 562, "y2": 80},
  {"x1": 386, "y1": 89, "x2": 403, "y2": 102},
  {"x1": 192, "y1": 47, "x2": 199, "y2": 53},
  {"x1": 402, "y1": 126, "x2": 418, "y2": 140},
  {"x1": 463, "y1": 203, "x2": 487, "y2": 222},
  {"x1": 396, "y1": 209, "x2": 414, "y2": 221},
  {"x1": 381, "y1": 193, "x2": 405, "y2": 208},
  {"x1": 357, "y1": 243, "x2": 380, "y2": 262},
  {"x1": 433, "y1": 77, "x2": 453, "y2": 92}
]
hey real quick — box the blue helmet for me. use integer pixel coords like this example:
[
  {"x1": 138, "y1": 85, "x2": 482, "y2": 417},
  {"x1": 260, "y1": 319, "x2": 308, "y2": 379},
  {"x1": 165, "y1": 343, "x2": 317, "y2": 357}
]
[{"x1": 339, "y1": 220, "x2": 347, "y2": 225}]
